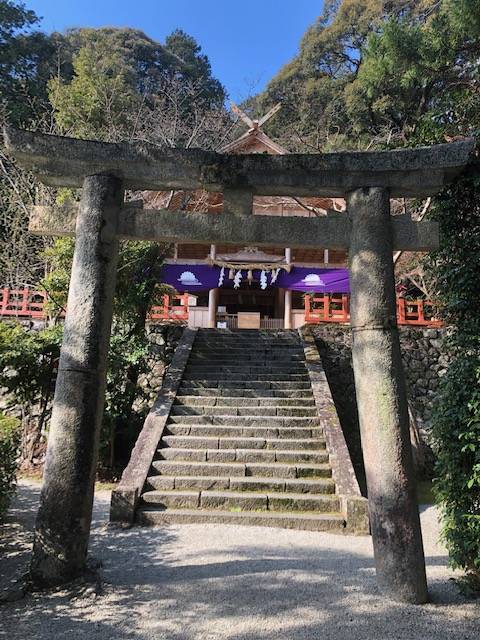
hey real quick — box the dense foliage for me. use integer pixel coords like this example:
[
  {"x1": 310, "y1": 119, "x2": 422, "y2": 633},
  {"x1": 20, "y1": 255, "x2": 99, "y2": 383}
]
[
  {"x1": 0, "y1": 2, "x2": 230, "y2": 286},
  {"x1": 41, "y1": 238, "x2": 173, "y2": 473},
  {"x1": 427, "y1": 170, "x2": 480, "y2": 586},
  {"x1": 0, "y1": 412, "x2": 21, "y2": 517},
  {"x1": 255, "y1": 0, "x2": 480, "y2": 151}
]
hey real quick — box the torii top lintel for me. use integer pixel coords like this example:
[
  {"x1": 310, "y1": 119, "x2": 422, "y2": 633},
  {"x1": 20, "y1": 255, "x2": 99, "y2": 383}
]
[{"x1": 3, "y1": 126, "x2": 475, "y2": 198}]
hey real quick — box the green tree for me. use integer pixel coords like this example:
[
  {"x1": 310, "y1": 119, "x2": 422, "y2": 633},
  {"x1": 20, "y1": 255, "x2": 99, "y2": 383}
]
[
  {"x1": 348, "y1": 2, "x2": 480, "y2": 144},
  {"x1": 0, "y1": 0, "x2": 59, "y2": 127},
  {"x1": 48, "y1": 27, "x2": 226, "y2": 142},
  {"x1": 43, "y1": 26, "x2": 228, "y2": 472}
]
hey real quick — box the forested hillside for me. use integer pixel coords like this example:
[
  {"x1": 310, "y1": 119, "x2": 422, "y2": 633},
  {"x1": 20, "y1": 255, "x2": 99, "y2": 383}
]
[{"x1": 254, "y1": 0, "x2": 479, "y2": 152}]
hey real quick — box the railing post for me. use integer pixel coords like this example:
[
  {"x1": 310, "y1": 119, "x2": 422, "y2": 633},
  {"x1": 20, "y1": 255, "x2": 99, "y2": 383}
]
[
  {"x1": 342, "y1": 294, "x2": 349, "y2": 323},
  {"x1": 324, "y1": 294, "x2": 330, "y2": 322},
  {"x1": 0, "y1": 288, "x2": 7, "y2": 315},
  {"x1": 397, "y1": 298, "x2": 406, "y2": 325},
  {"x1": 417, "y1": 300, "x2": 425, "y2": 325},
  {"x1": 305, "y1": 294, "x2": 311, "y2": 323}
]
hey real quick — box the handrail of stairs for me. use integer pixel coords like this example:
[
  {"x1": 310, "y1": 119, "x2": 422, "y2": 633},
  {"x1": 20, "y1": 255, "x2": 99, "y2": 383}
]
[
  {"x1": 110, "y1": 327, "x2": 198, "y2": 524},
  {"x1": 298, "y1": 325, "x2": 370, "y2": 534}
]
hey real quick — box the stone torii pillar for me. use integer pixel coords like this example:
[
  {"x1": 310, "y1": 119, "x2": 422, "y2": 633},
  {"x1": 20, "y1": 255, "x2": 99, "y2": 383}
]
[
  {"x1": 31, "y1": 175, "x2": 123, "y2": 586},
  {"x1": 348, "y1": 187, "x2": 427, "y2": 603}
]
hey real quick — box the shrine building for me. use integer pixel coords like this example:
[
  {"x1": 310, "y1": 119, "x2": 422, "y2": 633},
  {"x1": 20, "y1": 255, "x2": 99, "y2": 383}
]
[{"x1": 158, "y1": 104, "x2": 349, "y2": 330}]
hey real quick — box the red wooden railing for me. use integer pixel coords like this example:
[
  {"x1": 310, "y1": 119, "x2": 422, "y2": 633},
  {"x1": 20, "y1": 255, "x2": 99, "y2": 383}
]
[
  {"x1": 148, "y1": 294, "x2": 189, "y2": 321},
  {"x1": 0, "y1": 288, "x2": 48, "y2": 318},
  {"x1": 0, "y1": 289, "x2": 189, "y2": 323},
  {"x1": 0, "y1": 289, "x2": 441, "y2": 327},
  {"x1": 304, "y1": 294, "x2": 442, "y2": 327}
]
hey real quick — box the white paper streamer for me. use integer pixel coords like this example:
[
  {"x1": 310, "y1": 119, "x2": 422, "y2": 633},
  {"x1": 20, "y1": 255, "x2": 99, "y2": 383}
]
[
  {"x1": 233, "y1": 270, "x2": 243, "y2": 289},
  {"x1": 260, "y1": 270, "x2": 268, "y2": 290},
  {"x1": 218, "y1": 266, "x2": 225, "y2": 287},
  {"x1": 270, "y1": 268, "x2": 280, "y2": 284}
]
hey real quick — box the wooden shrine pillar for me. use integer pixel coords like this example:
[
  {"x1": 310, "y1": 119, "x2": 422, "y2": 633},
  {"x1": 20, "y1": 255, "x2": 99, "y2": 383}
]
[
  {"x1": 208, "y1": 288, "x2": 219, "y2": 328},
  {"x1": 207, "y1": 244, "x2": 219, "y2": 329},
  {"x1": 284, "y1": 248, "x2": 292, "y2": 329},
  {"x1": 347, "y1": 187, "x2": 428, "y2": 604},
  {"x1": 30, "y1": 175, "x2": 123, "y2": 586}
]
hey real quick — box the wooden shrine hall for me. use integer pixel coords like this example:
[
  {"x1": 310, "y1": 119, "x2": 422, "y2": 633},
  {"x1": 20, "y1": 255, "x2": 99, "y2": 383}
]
[{"x1": 158, "y1": 103, "x2": 348, "y2": 330}]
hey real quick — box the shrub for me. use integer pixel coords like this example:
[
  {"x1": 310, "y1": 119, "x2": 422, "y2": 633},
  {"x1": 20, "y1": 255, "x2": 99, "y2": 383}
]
[
  {"x1": 426, "y1": 168, "x2": 480, "y2": 588},
  {"x1": 0, "y1": 412, "x2": 21, "y2": 517}
]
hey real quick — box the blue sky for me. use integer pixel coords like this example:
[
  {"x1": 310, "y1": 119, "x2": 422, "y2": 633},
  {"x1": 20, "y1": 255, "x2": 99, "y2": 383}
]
[{"x1": 25, "y1": 0, "x2": 323, "y2": 102}]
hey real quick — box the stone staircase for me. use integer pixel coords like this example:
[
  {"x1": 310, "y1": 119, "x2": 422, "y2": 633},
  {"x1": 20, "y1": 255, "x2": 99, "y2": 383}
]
[{"x1": 135, "y1": 329, "x2": 347, "y2": 531}]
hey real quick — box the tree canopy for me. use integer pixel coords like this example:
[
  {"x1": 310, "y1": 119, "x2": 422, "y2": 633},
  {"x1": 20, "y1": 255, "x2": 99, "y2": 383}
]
[{"x1": 256, "y1": 0, "x2": 479, "y2": 150}]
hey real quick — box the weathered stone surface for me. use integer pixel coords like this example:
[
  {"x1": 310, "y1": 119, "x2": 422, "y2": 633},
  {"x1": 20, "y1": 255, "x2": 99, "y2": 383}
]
[
  {"x1": 137, "y1": 508, "x2": 345, "y2": 531},
  {"x1": 5, "y1": 126, "x2": 475, "y2": 197},
  {"x1": 30, "y1": 174, "x2": 123, "y2": 587},
  {"x1": 30, "y1": 204, "x2": 440, "y2": 251},
  {"x1": 200, "y1": 490, "x2": 268, "y2": 511},
  {"x1": 142, "y1": 490, "x2": 200, "y2": 509},
  {"x1": 310, "y1": 324, "x2": 446, "y2": 479},
  {"x1": 298, "y1": 325, "x2": 368, "y2": 537},
  {"x1": 348, "y1": 186, "x2": 428, "y2": 604},
  {"x1": 268, "y1": 493, "x2": 340, "y2": 513}
]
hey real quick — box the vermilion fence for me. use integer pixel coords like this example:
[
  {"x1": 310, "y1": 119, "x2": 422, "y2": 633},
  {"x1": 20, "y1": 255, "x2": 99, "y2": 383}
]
[
  {"x1": 304, "y1": 294, "x2": 442, "y2": 327},
  {"x1": 148, "y1": 294, "x2": 189, "y2": 321},
  {"x1": 0, "y1": 288, "x2": 48, "y2": 318},
  {"x1": 1, "y1": 289, "x2": 441, "y2": 327},
  {"x1": 0, "y1": 288, "x2": 189, "y2": 323}
]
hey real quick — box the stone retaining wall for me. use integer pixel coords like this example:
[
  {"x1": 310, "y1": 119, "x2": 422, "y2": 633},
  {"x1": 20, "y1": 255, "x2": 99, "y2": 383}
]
[{"x1": 311, "y1": 325, "x2": 447, "y2": 480}]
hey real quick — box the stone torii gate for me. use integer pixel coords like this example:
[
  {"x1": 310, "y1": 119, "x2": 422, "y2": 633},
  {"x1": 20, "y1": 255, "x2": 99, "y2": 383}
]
[{"x1": 4, "y1": 126, "x2": 474, "y2": 603}]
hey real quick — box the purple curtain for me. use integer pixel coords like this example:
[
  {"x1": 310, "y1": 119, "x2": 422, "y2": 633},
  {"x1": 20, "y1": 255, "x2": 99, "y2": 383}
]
[{"x1": 160, "y1": 264, "x2": 350, "y2": 293}]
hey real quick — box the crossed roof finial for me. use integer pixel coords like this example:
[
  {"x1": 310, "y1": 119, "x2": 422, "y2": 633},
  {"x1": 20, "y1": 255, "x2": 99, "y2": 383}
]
[{"x1": 231, "y1": 102, "x2": 282, "y2": 133}]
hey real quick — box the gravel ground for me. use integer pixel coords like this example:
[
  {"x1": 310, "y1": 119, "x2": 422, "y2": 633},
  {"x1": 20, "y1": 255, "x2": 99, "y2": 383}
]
[{"x1": 0, "y1": 480, "x2": 478, "y2": 640}]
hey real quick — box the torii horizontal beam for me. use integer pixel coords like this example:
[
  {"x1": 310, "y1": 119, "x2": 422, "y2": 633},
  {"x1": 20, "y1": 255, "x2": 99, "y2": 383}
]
[
  {"x1": 4, "y1": 126, "x2": 475, "y2": 198},
  {"x1": 30, "y1": 204, "x2": 440, "y2": 251}
]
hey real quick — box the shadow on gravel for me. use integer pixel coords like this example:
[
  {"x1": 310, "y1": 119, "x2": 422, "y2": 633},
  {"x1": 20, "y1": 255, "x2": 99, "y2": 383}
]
[{"x1": 1, "y1": 483, "x2": 477, "y2": 640}]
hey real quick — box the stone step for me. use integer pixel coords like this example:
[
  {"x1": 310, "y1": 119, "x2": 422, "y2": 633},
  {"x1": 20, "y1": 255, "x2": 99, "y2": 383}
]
[
  {"x1": 174, "y1": 395, "x2": 316, "y2": 407},
  {"x1": 162, "y1": 435, "x2": 326, "y2": 451},
  {"x1": 157, "y1": 447, "x2": 329, "y2": 464},
  {"x1": 141, "y1": 489, "x2": 340, "y2": 513},
  {"x1": 176, "y1": 388, "x2": 314, "y2": 398},
  {"x1": 166, "y1": 424, "x2": 324, "y2": 439},
  {"x1": 182, "y1": 374, "x2": 310, "y2": 383},
  {"x1": 152, "y1": 459, "x2": 332, "y2": 479},
  {"x1": 146, "y1": 474, "x2": 335, "y2": 494},
  {"x1": 162, "y1": 434, "x2": 326, "y2": 450},
  {"x1": 189, "y1": 354, "x2": 306, "y2": 362},
  {"x1": 193, "y1": 342, "x2": 302, "y2": 350},
  {"x1": 194, "y1": 335, "x2": 302, "y2": 349},
  {"x1": 136, "y1": 508, "x2": 345, "y2": 532},
  {"x1": 167, "y1": 415, "x2": 321, "y2": 427},
  {"x1": 184, "y1": 365, "x2": 307, "y2": 374},
  {"x1": 192, "y1": 349, "x2": 303, "y2": 356},
  {"x1": 170, "y1": 405, "x2": 317, "y2": 417},
  {"x1": 179, "y1": 381, "x2": 312, "y2": 390}
]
